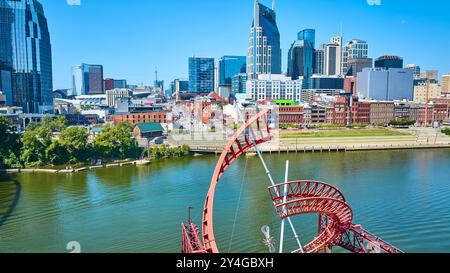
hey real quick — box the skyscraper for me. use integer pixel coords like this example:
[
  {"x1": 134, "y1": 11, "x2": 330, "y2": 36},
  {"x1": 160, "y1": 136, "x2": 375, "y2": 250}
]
[
  {"x1": 324, "y1": 36, "x2": 343, "y2": 76},
  {"x1": 287, "y1": 40, "x2": 314, "y2": 88},
  {"x1": 298, "y1": 29, "x2": 315, "y2": 48},
  {"x1": 218, "y1": 56, "x2": 246, "y2": 86},
  {"x1": 287, "y1": 29, "x2": 315, "y2": 88},
  {"x1": 188, "y1": 56, "x2": 215, "y2": 94},
  {"x1": 324, "y1": 44, "x2": 342, "y2": 76},
  {"x1": 314, "y1": 46, "x2": 325, "y2": 75},
  {"x1": 247, "y1": 0, "x2": 282, "y2": 79},
  {"x1": 374, "y1": 55, "x2": 404, "y2": 70},
  {"x1": 72, "y1": 64, "x2": 104, "y2": 96},
  {"x1": 342, "y1": 39, "x2": 369, "y2": 75},
  {"x1": 0, "y1": 0, "x2": 53, "y2": 113}
]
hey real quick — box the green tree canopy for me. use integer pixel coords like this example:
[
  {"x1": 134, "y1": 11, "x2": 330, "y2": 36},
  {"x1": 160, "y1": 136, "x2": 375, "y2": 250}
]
[
  {"x1": 60, "y1": 126, "x2": 90, "y2": 163},
  {"x1": 0, "y1": 117, "x2": 21, "y2": 168},
  {"x1": 93, "y1": 123, "x2": 140, "y2": 160},
  {"x1": 20, "y1": 125, "x2": 52, "y2": 167}
]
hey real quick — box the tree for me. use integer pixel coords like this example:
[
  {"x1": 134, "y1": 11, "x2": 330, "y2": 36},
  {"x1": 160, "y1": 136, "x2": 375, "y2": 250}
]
[
  {"x1": 20, "y1": 125, "x2": 52, "y2": 167},
  {"x1": 0, "y1": 117, "x2": 21, "y2": 168},
  {"x1": 53, "y1": 116, "x2": 68, "y2": 132},
  {"x1": 46, "y1": 140, "x2": 70, "y2": 166},
  {"x1": 41, "y1": 115, "x2": 68, "y2": 132},
  {"x1": 60, "y1": 126, "x2": 90, "y2": 163},
  {"x1": 93, "y1": 123, "x2": 140, "y2": 160}
]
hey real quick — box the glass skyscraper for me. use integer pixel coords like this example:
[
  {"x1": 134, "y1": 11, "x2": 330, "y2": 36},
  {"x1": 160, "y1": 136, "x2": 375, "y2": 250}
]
[
  {"x1": 288, "y1": 29, "x2": 316, "y2": 88},
  {"x1": 218, "y1": 56, "x2": 246, "y2": 86},
  {"x1": 298, "y1": 29, "x2": 315, "y2": 49},
  {"x1": 188, "y1": 56, "x2": 215, "y2": 94},
  {"x1": 0, "y1": 0, "x2": 53, "y2": 113},
  {"x1": 247, "y1": 0, "x2": 281, "y2": 79},
  {"x1": 232, "y1": 73, "x2": 248, "y2": 95},
  {"x1": 374, "y1": 55, "x2": 404, "y2": 70},
  {"x1": 72, "y1": 64, "x2": 104, "y2": 96}
]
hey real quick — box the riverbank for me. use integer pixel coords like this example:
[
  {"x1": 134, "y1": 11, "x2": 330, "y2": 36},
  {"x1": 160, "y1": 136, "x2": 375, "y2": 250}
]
[
  {"x1": 0, "y1": 160, "x2": 146, "y2": 174},
  {"x1": 190, "y1": 142, "x2": 450, "y2": 154}
]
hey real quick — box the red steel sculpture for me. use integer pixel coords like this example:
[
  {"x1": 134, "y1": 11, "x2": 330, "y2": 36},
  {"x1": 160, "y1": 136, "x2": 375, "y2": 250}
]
[{"x1": 181, "y1": 109, "x2": 403, "y2": 253}]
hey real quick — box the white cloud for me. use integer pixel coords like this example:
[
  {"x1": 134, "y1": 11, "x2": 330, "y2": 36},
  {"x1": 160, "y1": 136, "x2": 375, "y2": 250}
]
[
  {"x1": 367, "y1": 0, "x2": 382, "y2": 5},
  {"x1": 67, "y1": 0, "x2": 81, "y2": 6}
]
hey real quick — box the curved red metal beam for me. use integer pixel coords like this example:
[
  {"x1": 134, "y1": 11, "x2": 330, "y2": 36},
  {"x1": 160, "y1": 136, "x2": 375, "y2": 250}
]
[
  {"x1": 269, "y1": 180, "x2": 402, "y2": 253},
  {"x1": 201, "y1": 109, "x2": 271, "y2": 253}
]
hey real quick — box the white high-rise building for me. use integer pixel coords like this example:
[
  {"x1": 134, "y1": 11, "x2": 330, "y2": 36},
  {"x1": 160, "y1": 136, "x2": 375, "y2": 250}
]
[
  {"x1": 342, "y1": 39, "x2": 369, "y2": 75},
  {"x1": 324, "y1": 44, "x2": 342, "y2": 76},
  {"x1": 246, "y1": 74, "x2": 303, "y2": 102}
]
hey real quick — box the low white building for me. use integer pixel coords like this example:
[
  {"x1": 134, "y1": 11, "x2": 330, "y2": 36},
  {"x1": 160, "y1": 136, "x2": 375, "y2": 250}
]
[{"x1": 246, "y1": 74, "x2": 303, "y2": 102}]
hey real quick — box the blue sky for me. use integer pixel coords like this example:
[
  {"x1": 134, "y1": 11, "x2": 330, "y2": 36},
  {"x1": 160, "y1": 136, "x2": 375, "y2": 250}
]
[{"x1": 41, "y1": 0, "x2": 450, "y2": 89}]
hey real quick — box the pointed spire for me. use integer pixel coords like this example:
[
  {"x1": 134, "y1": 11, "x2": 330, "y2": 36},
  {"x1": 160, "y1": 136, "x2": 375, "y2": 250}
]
[
  {"x1": 254, "y1": 0, "x2": 259, "y2": 27},
  {"x1": 272, "y1": 0, "x2": 276, "y2": 11}
]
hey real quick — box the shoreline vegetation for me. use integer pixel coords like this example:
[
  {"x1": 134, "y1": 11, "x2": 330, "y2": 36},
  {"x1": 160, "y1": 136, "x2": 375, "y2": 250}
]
[{"x1": 0, "y1": 116, "x2": 191, "y2": 171}]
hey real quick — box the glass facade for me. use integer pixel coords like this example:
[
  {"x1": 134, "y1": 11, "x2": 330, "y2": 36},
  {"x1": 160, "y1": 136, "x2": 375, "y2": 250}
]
[
  {"x1": 72, "y1": 64, "x2": 104, "y2": 96},
  {"x1": 0, "y1": 0, "x2": 53, "y2": 113},
  {"x1": 288, "y1": 29, "x2": 315, "y2": 88},
  {"x1": 232, "y1": 73, "x2": 248, "y2": 95},
  {"x1": 218, "y1": 56, "x2": 246, "y2": 86},
  {"x1": 314, "y1": 47, "x2": 325, "y2": 75},
  {"x1": 247, "y1": 1, "x2": 281, "y2": 78},
  {"x1": 188, "y1": 57, "x2": 214, "y2": 94},
  {"x1": 298, "y1": 29, "x2": 315, "y2": 49},
  {"x1": 375, "y1": 56, "x2": 404, "y2": 70}
]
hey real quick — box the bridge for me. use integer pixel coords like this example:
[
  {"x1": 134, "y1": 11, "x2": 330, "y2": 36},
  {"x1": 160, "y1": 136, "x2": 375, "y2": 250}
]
[{"x1": 181, "y1": 109, "x2": 403, "y2": 254}]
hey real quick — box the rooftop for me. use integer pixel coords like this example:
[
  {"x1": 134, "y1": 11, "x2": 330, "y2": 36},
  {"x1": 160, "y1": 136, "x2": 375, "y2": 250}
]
[{"x1": 136, "y1": 122, "x2": 164, "y2": 133}]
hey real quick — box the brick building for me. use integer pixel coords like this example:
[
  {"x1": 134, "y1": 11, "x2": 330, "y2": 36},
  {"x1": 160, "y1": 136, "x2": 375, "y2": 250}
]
[
  {"x1": 369, "y1": 101, "x2": 395, "y2": 125},
  {"x1": 108, "y1": 111, "x2": 169, "y2": 126}
]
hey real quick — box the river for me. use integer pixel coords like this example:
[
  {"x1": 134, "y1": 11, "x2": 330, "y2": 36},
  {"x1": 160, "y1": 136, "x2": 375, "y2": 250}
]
[{"x1": 1, "y1": 149, "x2": 449, "y2": 253}]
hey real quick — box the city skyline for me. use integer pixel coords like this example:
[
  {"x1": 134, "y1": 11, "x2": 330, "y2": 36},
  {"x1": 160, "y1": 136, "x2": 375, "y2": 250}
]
[{"x1": 40, "y1": 0, "x2": 450, "y2": 90}]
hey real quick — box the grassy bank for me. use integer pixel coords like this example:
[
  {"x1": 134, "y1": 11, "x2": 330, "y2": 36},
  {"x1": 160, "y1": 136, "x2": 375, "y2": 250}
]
[{"x1": 281, "y1": 129, "x2": 410, "y2": 139}]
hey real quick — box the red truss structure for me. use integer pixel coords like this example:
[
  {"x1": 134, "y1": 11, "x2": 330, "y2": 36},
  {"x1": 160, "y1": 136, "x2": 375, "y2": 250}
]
[{"x1": 181, "y1": 109, "x2": 403, "y2": 254}]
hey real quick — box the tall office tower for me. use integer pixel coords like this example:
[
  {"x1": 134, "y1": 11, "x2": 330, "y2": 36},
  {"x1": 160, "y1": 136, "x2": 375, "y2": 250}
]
[
  {"x1": 405, "y1": 64, "x2": 421, "y2": 79},
  {"x1": 188, "y1": 56, "x2": 215, "y2": 94},
  {"x1": 0, "y1": 0, "x2": 53, "y2": 113},
  {"x1": 324, "y1": 44, "x2": 342, "y2": 76},
  {"x1": 72, "y1": 64, "x2": 104, "y2": 96},
  {"x1": 342, "y1": 39, "x2": 369, "y2": 75},
  {"x1": 374, "y1": 55, "x2": 404, "y2": 70},
  {"x1": 314, "y1": 46, "x2": 325, "y2": 75},
  {"x1": 247, "y1": 0, "x2": 282, "y2": 79},
  {"x1": 298, "y1": 29, "x2": 315, "y2": 48},
  {"x1": 287, "y1": 40, "x2": 314, "y2": 88},
  {"x1": 218, "y1": 56, "x2": 246, "y2": 86},
  {"x1": 287, "y1": 29, "x2": 315, "y2": 88}
]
